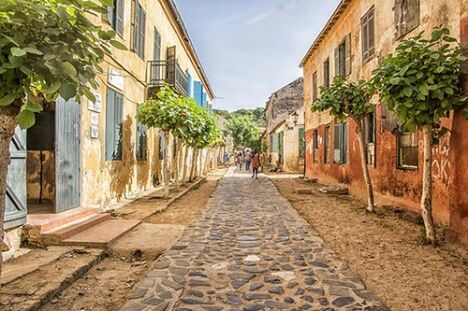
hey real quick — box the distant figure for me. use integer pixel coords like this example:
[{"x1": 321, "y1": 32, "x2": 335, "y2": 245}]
[
  {"x1": 259, "y1": 151, "x2": 266, "y2": 172},
  {"x1": 237, "y1": 152, "x2": 243, "y2": 170},
  {"x1": 244, "y1": 150, "x2": 252, "y2": 171},
  {"x1": 223, "y1": 152, "x2": 230, "y2": 164},
  {"x1": 251, "y1": 152, "x2": 260, "y2": 179}
]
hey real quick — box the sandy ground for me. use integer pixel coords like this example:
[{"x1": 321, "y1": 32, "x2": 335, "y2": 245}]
[
  {"x1": 39, "y1": 172, "x2": 224, "y2": 311},
  {"x1": 270, "y1": 176, "x2": 468, "y2": 311}
]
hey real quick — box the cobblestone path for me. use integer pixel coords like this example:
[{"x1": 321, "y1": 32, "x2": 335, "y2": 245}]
[{"x1": 121, "y1": 168, "x2": 387, "y2": 311}]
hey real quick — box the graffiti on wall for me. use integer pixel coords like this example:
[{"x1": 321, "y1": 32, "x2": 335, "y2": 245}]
[{"x1": 432, "y1": 133, "x2": 451, "y2": 185}]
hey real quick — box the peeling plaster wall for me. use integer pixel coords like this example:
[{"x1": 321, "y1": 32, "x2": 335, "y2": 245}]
[{"x1": 302, "y1": 0, "x2": 467, "y2": 243}]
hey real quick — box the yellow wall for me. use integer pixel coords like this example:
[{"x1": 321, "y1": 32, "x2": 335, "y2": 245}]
[{"x1": 80, "y1": 0, "x2": 212, "y2": 208}]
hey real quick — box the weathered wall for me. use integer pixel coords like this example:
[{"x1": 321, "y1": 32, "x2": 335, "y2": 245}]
[
  {"x1": 265, "y1": 78, "x2": 303, "y2": 135},
  {"x1": 302, "y1": 0, "x2": 467, "y2": 242},
  {"x1": 80, "y1": 0, "x2": 213, "y2": 209}
]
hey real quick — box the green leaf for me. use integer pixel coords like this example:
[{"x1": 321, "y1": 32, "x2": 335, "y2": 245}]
[
  {"x1": 462, "y1": 108, "x2": 468, "y2": 120},
  {"x1": 61, "y1": 62, "x2": 77, "y2": 78},
  {"x1": 19, "y1": 65, "x2": 33, "y2": 75},
  {"x1": 11, "y1": 47, "x2": 26, "y2": 57},
  {"x1": 59, "y1": 83, "x2": 77, "y2": 99},
  {"x1": 0, "y1": 94, "x2": 17, "y2": 106},
  {"x1": 17, "y1": 110, "x2": 35, "y2": 129},
  {"x1": 24, "y1": 101, "x2": 43, "y2": 112},
  {"x1": 110, "y1": 40, "x2": 127, "y2": 50},
  {"x1": 402, "y1": 87, "x2": 412, "y2": 97},
  {"x1": 24, "y1": 46, "x2": 43, "y2": 55},
  {"x1": 45, "y1": 80, "x2": 62, "y2": 95}
]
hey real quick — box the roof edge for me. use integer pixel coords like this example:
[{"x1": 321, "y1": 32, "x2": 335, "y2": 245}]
[
  {"x1": 299, "y1": 0, "x2": 352, "y2": 68},
  {"x1": 165, "y1": 0, "x2": 215, "y2": 99}
]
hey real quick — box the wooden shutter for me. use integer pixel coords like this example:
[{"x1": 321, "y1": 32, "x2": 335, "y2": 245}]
[
  {"x1": 345, "y1": 34, "x2": 352, "y2": 76},
  {"x1": 105, "y1": 88, "x2": 115, "y2": 161},
  {"x1": 133, "y1": 1, "x2": 139, "y2": 52},
  {"x1": 334, "y1": 47, "x2": 340, "y2": 77},
  {"x1": 299, "y1": 128, "x2": 305, "y2": 158},
  {"x1": 153, "y1": 27, "x2": 161, "y2": 60},
  {"x1": 407, "y1": 0, "x2": 420, "y2": 32},
  {"x1": 395, "y1": 0, "x2": 420, "y2": 38},
  {"x1": 167, "y1": 46, "x2": 176, "y2": 84},
  {"x1": 333, "y1": 124, "x2": 341, "y2": 163},
  {"x1": 116, "y1": 0, "x2": 124, "y2": 37},
  {"x1": 139, "y1": 8, "x2": 146, "y2": 58},
  {"x1": 323, "y1": 59, "x2": 330, "y2": 87},
  {"x1": 343, "y1": 122, "x2": 348, "y2": 163}
]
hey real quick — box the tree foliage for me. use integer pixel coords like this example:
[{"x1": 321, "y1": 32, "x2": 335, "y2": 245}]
[
  {"x1": 225, "y1": 114, "x2": 261, "y2": 150},
  {"x1": 312, "y1": 76, "x2": 374, "y2": 120},
  {"x1": 372, "y1": 27, "x2": 467, "y2": 133},
  {"x1": 0, "y1": 0, "x2": 124, "y2": 128}
]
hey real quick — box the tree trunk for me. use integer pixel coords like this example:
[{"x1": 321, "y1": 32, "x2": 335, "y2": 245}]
[
  {"x1": 182, "y1": 145, "x2": 189, "y2": 184},
  {"x1": 178, "y1": 142, "x2": 185, "y2": 185},
  {"x1": 173, "y1": 137, "x2": 180, "y2": 191},
  {"x1": 189, "y1": 148, "x2": 198, "y2": 182},
  {"x1": 0, "y1": 106, "x2": 19, "y2": 286},
  {"x1": 421, "y1": 125, "x2": 437, "y2": 243},
  {"x1": 163, "y1": 131, "x2": 170, "y2": 197},
  {"x1": 355, "y1": 118, "x2": 375, "y2": 212}
]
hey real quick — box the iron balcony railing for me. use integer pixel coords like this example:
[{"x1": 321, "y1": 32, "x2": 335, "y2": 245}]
[{"x1": 147, "y1": 60, "x2": 189, "y2": 97}]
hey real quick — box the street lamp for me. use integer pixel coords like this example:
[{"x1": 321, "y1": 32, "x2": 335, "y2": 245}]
[{"x1": 291, "y1": 111, "x2": 299, "y2": 126}]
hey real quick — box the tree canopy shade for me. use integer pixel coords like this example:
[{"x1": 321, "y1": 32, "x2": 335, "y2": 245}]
[
  {"x1": 312, "y1": 76, "x2": 376, "y2": 212},
  {"x1": 372, "y1": 27, "x2": 467, "y2": 243}
]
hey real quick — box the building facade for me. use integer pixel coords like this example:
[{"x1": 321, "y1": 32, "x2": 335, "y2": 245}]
[
  {"x1": 4, "y1": 0, "x2": 214, "y2": 250},
  {"x1": 300, "y1": 0, "x2": 468, "y2": 244},
  {"x1": 265, "y1": 78, "x2": 305, "y2": 173}
]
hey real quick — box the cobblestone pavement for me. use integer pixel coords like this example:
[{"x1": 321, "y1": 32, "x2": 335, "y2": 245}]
[{"x1": 121, "y1": 168, "x2": 387, "y2": 311}]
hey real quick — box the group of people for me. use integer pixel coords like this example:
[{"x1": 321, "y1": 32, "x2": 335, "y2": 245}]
[{"x1": 235, "y1": 149, "x2": 264, "y2": 179}]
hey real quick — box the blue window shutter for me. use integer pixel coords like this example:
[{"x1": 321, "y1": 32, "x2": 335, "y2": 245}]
[
  {"x1": 202, "y1": 91, "x2": 207, "y2": 109},
  {"x1": 194, "y1": 81, "x2": 202, "y2": 106}
]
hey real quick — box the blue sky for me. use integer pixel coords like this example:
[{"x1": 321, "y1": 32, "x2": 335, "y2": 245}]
[{"x1": 174, "y1": 0, "x2": 340, "y2": 111}]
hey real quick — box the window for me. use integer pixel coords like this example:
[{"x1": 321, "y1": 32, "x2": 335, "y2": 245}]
[
  {"x1": 313, "y1": 129, "x2": 319, "y2": 162},
  {"x1": 153, "y1": 26, "x2": 161, "y2": 60},
  {"x1": 105, "y1": 88, "x2": 124, "y2": 161},
  {"x1": 312, "y1": 72, "x2": 318, "y2": 102},
  {"x1": 323, "y1": 58, "x2": 330, "y2": 87},
  {"x1": 136, "y1": 121, "x2": 147, "y2": 161},
  {"x1": 333, "y1": 122, "x2": 348, "y2": 164},
  {"x1": 395, "y1": 0, "x2": 420, "y2": 39},
  {"x1": 361, "y1": 6, "x2": 375, "y2": 62},
  {"x1": 298, "y1": 128, "x2": 305, "y2": 158},
  {"x1": 271, "y1": 133, "x2": 278, "y2": 153},
  {"x1": 132, "y1": 1, "x2": 146, "y2": 58},
  {"x1": 108, "y1": 0, "x2": 124, "y2": 37},
  {"x1": 324, "y1": 125, "x2": 330, "y2": 163},
  {"x1": 334, "y1": 34, "x2": 351, "y2": 77},
  {"x1": 363, "y1": 112, "x2": 376, "y2": 166},
  {"x1": 397, "y1": 132, "x2": 418, "y2": 168}
]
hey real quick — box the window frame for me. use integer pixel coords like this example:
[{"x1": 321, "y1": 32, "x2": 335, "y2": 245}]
[
  {"x1": 135, "y1": 117, "x2": 147, "y2": 161},
  {"x1": 312, "y1": 71, "x2": 318, "y2": 102},
  {"x1": 108, "y1": 0, "x2": 124, "y2": 37},
  {"x1": 313, "y1": 129, "x2": 319, "y2": 163},
  {"x1": 132, "y1": 0, "x2": 146, "y2": 59},
  {"x1": 363, "y1": 112, "x2": 376, "y2": 167},
  {"x1": 323, "y1": 58, "x2": 330, "y2": 87},
  {"x1": 395, "y1": 0, "x2": 420, "y2": 39},
  {"x1": 105, "y1": 87, "x2": 124, "y2": 161},
  {"x1": 333, "y1": 122, "x2": 348, "y2": 164},
  {"x1": 397, "y1": 131, "x2": 419, "y2": 170}
]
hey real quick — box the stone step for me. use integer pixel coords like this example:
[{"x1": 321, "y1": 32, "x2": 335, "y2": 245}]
[
  {"x1": 42, "y1": 213, "x2": 111, "y2": 245},
  {"x1": 61, "y1": 219, "x2": 141, "y2": 247},
  {"x1": 27, "y1": 207, "x2": 99, "y2": 233}
]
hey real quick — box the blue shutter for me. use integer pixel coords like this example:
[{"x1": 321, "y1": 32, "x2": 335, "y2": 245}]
[
  {"x1": 202, "y1": 91, "x2": 207, "y2": 109},
  {"x1": 116, "y1": 0, "x2": 124, "y2": 37},
  {"x1": 193, "y1": 81, "x2": 202, "y2": 106},
  {"x1": 105, "y1": 88, "x2": 115, "y2": 161}
]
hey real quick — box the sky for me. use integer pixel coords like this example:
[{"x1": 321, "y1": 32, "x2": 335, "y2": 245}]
[{"x1": 174, "y1": 0, "x2": 340, "y2": 111}]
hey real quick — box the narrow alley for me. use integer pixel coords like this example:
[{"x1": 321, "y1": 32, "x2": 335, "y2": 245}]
[{"x1": 121, "y1": 168, "x2": 386, "y2": 310}]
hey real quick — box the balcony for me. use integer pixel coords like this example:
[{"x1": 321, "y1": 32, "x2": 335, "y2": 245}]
[{"x1": 147, "y1": 60, "x2": 189, "y2": 97}]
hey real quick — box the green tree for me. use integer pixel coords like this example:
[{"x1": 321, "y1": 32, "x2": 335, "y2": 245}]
[
  {"x1": 0, "y1": 0, "x2": 121, "y2": 283},
  {"x1": 372, "y1": 28, "x2": 467, "y2": 243},
  {"x1": 313, "y1": 77, "x2": 376, "y2": 212},
  {"x1": 226, "y1": 114, "x2": 261, "y2": 151},
  {"x1": 137, "y1": 85, "x2": 186, "y2": 195}
]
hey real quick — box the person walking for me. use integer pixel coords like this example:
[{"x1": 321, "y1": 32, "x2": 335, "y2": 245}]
[
  {"x1": 244, "y1": 150, "x2": 252, "y2": 171},
  {"x1": 251, "y1": 152, "x2": 260, "y2": 179}
]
